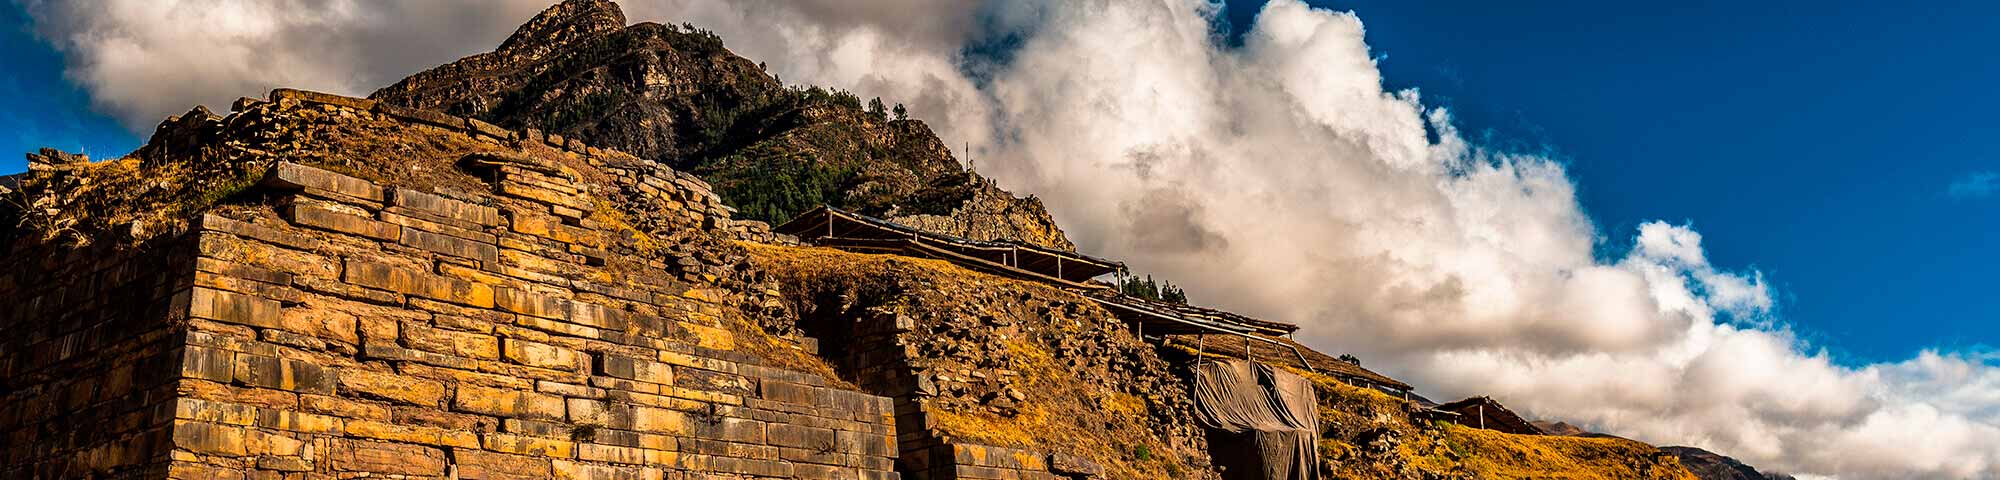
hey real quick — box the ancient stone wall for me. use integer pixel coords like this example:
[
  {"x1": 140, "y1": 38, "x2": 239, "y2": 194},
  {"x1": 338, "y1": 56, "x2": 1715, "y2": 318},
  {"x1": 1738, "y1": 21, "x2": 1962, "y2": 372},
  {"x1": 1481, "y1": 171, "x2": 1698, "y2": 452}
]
[
  {"x1": 156, "y1": 157, "x2": 894, "y2": 479},
  {"x1": 2, "y1": 89, "x2": 894, "y2": 480},
  {"x1": 0, "y1": 232, "x2": 194, "y2": 478}
]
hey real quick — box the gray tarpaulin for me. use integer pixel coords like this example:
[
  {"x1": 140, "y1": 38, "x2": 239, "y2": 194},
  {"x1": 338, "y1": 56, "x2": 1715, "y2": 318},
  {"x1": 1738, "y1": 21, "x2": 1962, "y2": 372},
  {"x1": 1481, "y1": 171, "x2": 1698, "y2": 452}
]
[{"x1": 1193, "y1": 359, "x2": 1320, "y2": 480}]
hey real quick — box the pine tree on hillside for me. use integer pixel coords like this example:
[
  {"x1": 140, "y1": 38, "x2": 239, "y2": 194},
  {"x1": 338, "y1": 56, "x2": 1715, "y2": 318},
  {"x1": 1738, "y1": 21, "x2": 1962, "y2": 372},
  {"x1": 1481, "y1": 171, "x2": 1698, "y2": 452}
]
[{"x1": 868, "y1": 97, "x2": 888, "y2": 121}]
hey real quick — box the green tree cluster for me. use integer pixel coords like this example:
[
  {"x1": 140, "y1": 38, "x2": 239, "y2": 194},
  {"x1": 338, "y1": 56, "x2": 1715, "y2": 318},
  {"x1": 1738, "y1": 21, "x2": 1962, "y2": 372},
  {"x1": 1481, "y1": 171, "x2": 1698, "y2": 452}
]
[{"x1": 1120, "y1": 274, "x2": 1187, "y2": 304}]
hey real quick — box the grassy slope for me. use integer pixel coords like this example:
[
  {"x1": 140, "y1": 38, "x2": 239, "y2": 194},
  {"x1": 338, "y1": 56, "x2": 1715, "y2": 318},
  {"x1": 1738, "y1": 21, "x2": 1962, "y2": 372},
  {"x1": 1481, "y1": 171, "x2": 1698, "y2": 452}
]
[{"x1": 746, "y1": 244, "x2": 1213, "y2": 479}]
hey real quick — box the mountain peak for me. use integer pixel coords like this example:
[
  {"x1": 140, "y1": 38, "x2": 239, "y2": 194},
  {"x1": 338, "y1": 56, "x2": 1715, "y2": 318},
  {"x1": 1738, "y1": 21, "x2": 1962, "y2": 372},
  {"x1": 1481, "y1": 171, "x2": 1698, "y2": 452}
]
[{"x1": 496, "y1": 0, "x2": 626, "y2": 59}]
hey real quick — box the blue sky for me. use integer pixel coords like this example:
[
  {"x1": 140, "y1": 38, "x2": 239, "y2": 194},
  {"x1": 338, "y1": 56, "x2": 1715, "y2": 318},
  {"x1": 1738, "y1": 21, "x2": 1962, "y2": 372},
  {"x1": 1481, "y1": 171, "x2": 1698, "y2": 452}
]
[
  {"x1": 3, "y1": 0, "x2": 1993, "y2": 367},
  {"x1": 1233, "y1": 0, "x2": 2000, "y2": 365},
  {"x1": 0, "y1": 5, "x2": 134, "y2": 169}
]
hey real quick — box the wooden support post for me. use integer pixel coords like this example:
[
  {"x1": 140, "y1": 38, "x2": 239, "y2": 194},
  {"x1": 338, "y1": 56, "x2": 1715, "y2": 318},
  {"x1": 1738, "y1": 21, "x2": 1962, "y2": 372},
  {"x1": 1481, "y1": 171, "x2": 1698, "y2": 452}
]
[
  {"x1": 1244, "y1": 335, "x2": 1252, "y2": 360},
  {"x1": 1196, "y1": 334, "x2": 1205, "y2": 367}
]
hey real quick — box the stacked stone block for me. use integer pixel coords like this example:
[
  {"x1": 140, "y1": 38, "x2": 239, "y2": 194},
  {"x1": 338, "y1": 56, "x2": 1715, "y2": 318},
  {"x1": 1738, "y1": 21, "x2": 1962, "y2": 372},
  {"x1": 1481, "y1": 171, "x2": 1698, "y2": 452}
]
[
  {"x1": 3, "y1": 89, "x2": 893, "y2": 479},
  {"x1": 152, "y1": 159, "x2": 898, "y2": 479},
  {"x1": 0, "y1": 232, "x2": 193, "y2": 478},
  {"x1": 801, "y1": 311, "x2": 1094, "y2": 480}
]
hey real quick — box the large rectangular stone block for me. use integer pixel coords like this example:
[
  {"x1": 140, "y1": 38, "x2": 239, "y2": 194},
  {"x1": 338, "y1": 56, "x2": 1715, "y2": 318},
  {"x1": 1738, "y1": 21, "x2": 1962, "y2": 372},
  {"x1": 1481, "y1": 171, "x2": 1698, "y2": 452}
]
[
  {"x1": 454, "y1": 384, "x2": 565, "y2": 420},
  {"x1": 506, "y1": 338, "x2": 584, "y2": 371},
  {"x1": 327, "y1": 438, "x2": 445, "y2": 476},
  {"x1": 769, "y1": 423, "x2": 837, "y2": 450},
  {"x1": 578, "y1": 443, "x2": 649, "y2": 465},
  {"x1": 173, "y1": 398, "x2": 257, "y2": 426},
  {"x1": 402, "y1": 226, "x2": 500, "y2": 264},
  {"x1": 284, "y1": 202, "x2": 399, "y2": 241},
  {"x1": 483, "y1": 432, "x2": 575, "y2": 457},
  {"x1": 187, "y1": 288, "x2": 282, "y2": 329},
  {"x1": 567, "y1": 399, "x2": 688, "y2": 435},
  {"x1": 170, "y1": 420, "x2": 247, "y2": 456},
  {"x1": 343, "y1": 259, "x2": 495, "y2": 308},
  {"x1": 336, "y1": 369, "x2": 445, "y2": 406},
  {"x1": 597, "y1": 354, "x2": 673, "y2": 385},
  {"x1": 551, "y1": 459, "x2": 661, "y2": 480},
  {"x1": 255, "y1": 408, "x2": 345, "y2": 434},
  {"x1": 232, "y1": 353, "x2": 334, "y2": 395},
  {"x1": 456, "y1": 449, "x2": 554, "y2": 480},
  {"x1": 568, "y1": 301, "x2": 630, "y2": 331},
  {"x1": 497, "y1": 288, "x2": 570, "y2": 319},
  {"x1": 343, "y1": 419, "x2": 477, "y2": 448},
  {"x1": 180, "y1": 345, "x2": 236, "y2": 383},
  {"x1": 389, "y1": 187, "x2": 500, "y2": 226},
  {"x1": 264, "y1": 161, "x2": 385, "y2": 203},
  {"x1": 404, "y1": 324, "x2": 500, "y2": 360}
]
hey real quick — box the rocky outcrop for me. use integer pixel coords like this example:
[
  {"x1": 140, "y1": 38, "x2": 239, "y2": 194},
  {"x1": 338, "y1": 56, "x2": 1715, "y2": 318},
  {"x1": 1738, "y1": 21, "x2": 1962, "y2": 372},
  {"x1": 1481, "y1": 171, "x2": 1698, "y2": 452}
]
[
  {"x1": 370, "y1": 0, "x2": 1075, "y2": 250},
  {"x1": 884, "y1": 173, "x2": 1075, "y2": 251},
  {"x1": 751, "y1": 245, "x2": 1214, "y2": 479},
  {"x1": 1662, "y1": 446, "x2": 1797, "y2": 480}
]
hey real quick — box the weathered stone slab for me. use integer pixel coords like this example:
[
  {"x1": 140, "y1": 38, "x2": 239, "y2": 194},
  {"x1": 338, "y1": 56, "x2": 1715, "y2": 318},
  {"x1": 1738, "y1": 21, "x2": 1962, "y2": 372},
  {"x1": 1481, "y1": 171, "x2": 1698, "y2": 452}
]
[
  {"x1": 506, "y1": 338, "x2": 584, "y2": 371},
  {"x1": 343, "y1": 259, "x2": 496, "y2": 308},
  {"x1": 180, "y1": 345, "x2": 237, "y2": 383},
  {"x1": 567, "y1": 399, "x2": 688, "y2": 435},
  {"x1": 1049, "y1": 452, "x2": 1104, "y2": 477},
  {"x1": 270, "y1": 88, "x2": 376, "y2": 111},
  {"x1": 173, "y1": 398, "x2": 257, "y2": 426},
  {"x1": 597, "y1": 354, "x2": 673, "y2": 385},
  {"x1": 380, "y1": 209, "x2": 497, "y2": 247},
  {"x1": 768, "y1": 423, "x2": 836, "y2": 450},
  {"x1": 255, "y1": 408, "x2": 344, "y2": 434},
  {"x1": 468, "y1": 117, "x2": 513, "y2": 140},
  {"x1": 577, "y1": 443, "x2": 650, "y2": 465},
  {"x1": 344, "y1": 419, "x2": 478, "y2": 448},
  {"x1": 170, "y1": 420, "x2": 247, "y2": 456},
  {"x1": 551, "y1": 459, "x2": 661, "y2": 480},
  {"x1": 497, "y1": 288, "x2": 570, "y2": 319},
  {"x1": 404, "y1": 324, "x2": 500, "y2": 360},
  {"x1": 284, "y1": 202, "x2": 399, "y2": 241},
  {"x1": 232, "y1": 353, "x2": 334, "y2": 395},
  {"x1": 187, "y1": 288, "x2": 283, "y2": 329},
  {"x1": 327, "y1": 438, "x2": 445, "y2": 476},
  {"x1": 501, "y1": 181, "x2": 594, "y2": 212},
  {"x1": 454, "y1": 384, "x2": 565, "y2": 420},
  {"x1": 336, "y1": 369, "x2": 445, "y2": 406},
  {"x1": 195, "y1": 257, "x2": 294, "y2": 286},
  {"x1": 569, "y1": 301, "x2": 630, "y2": 331},
  {"x1": 299, "y1": 394, "x2": 389, "y2": 420},
  {"x1": 263, "y1": 161, "x2": 384, "y2": 203},
  {"x1": 402, "y1": 227, "x2": 500, "y2": 264},
  {"x1": 373, "y1": 101, "x2": 462, "y2": 129},
  {"x1": 456, "y1": 449, "x2": 555, "y2": 480},
  {"x1": 483, "y1": 432, "x2": 575, "y2": 457}
]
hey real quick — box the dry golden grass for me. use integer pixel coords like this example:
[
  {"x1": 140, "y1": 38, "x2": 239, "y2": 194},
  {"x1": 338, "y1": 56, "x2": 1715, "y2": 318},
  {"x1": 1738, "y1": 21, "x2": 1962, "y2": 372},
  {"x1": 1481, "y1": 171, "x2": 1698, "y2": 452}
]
[
  {"x1": 1432, "y1": 425, "x2": 1698, "y2": 480},
  {"x1": 746, "y1": 243, "x2": 1207, "y2": 479}
]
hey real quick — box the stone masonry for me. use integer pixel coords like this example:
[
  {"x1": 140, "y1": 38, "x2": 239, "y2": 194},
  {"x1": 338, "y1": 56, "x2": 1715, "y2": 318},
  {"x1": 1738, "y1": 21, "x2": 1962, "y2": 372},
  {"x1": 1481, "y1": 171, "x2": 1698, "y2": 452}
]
[{"x1": 1, "y1": 90, "x2": 895, "y2": 479}]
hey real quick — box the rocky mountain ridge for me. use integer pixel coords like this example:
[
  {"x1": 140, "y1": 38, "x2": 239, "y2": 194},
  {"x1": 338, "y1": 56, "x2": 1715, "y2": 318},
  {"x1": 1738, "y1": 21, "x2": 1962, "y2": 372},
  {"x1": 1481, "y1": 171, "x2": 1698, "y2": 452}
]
[{"x1": 370, "y1": 0, "x2": 1074, "y2": 251}]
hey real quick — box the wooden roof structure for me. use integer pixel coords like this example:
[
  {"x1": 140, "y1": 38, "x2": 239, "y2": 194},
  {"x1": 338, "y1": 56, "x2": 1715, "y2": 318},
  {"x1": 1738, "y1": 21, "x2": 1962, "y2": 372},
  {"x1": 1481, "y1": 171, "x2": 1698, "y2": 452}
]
[
  {"x1": 774, "y1": 206, "x2": 1122, "y2": 285},
  {"x1": 1436, "y1": 396, "x2": 1545, "y2": 435},
  {"x1": 774, "y1": 205, "x2": 1315, "y2": 371},
  {"x1": 1097, "y1": 292, "x2": 1299, "y2": 336},
  {"x1": 1164, "y1": 334, "x2": 1412, "y2": 394}
]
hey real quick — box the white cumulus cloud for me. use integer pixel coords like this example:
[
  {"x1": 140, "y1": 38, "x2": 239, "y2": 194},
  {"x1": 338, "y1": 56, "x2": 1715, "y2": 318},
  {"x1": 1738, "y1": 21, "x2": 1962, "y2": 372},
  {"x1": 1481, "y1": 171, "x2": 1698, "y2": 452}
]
[{"x1": 22, "y1": 0, "x2": 2000, "y2": 478}]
